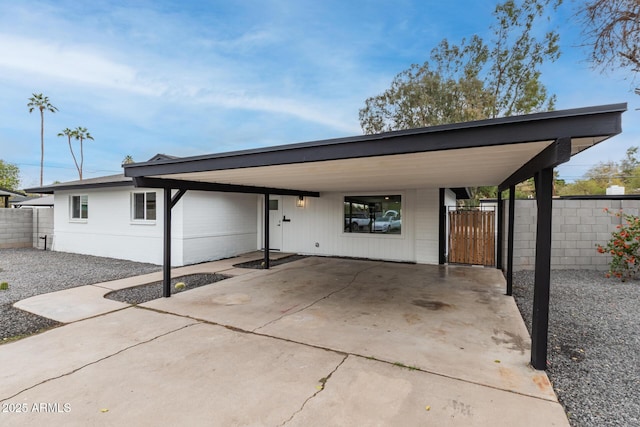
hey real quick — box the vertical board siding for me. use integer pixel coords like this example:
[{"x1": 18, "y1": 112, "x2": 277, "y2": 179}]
[
  {"x1": 276, "y1": 190, "x2": 421, "y2": 263},
  {"x1": 448, "y1": 210, "x2": 495, "y2": 266}
]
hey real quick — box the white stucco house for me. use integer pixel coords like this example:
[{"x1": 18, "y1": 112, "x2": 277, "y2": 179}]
[
  {"x1": 28, "y1": 155, "x2": 464, "y2": 266},
  {"x1": 25, "y1": 103, "x2": 629, "y2": 371},
  {"x1": 27, "y1": 104, "x2": 626, "y2": 278}
]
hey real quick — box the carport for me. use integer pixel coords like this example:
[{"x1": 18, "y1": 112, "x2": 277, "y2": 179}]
[{"x1": 123, "y1": 103, "x2": 625, "y2": 369}]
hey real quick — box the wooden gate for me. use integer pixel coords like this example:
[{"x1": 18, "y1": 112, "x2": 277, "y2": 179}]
[{"x1": 448, "y1": 210, "x2": 495, "y2": 266}]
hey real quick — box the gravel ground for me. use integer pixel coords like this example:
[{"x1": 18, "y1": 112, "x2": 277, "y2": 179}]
[
  {"x1": 105, "y1": 273, "x2": 229, "y2": 304},
  {"x1": 0, "y1": 248, "x2": 160, "y2": 341},
  {"x1": 513, "y1": 270, "x2": 640, "y2": 427},
  {"x1": 0, "y1": 249, "x2": 304, "y2": 341}
]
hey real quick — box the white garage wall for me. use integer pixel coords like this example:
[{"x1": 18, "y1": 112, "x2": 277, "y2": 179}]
[
  {"x1": 53, "y1": 188, "x2": 258, "y2": 266},
  {"x1": 265, "y1": 188, "x2": 441, "y2": 264},
  {"x1": 180, "y1": 191, "x2": 258, "y2": 265},
  {"x1": 53, "y1": 187, "x2": 167, "y2": 265}
]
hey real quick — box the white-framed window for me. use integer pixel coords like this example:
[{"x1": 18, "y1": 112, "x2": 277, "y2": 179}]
[
  {"x1": 344, "y1": 195, "x2": 402, "y2": 234},
  {"x1": 70, "y1": 195, "x2": 88, "y2": 220},
  {"x1": 132, "y1": 192, "x2": 157, "y2": 221}
]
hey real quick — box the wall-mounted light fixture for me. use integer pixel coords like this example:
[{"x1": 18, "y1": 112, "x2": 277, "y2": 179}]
[{"x1": 296, "y1": 195, "x2": 305, "y2": 208}]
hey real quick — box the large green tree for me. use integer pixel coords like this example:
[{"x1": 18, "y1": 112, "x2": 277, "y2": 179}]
[
  {"x1": 359, "y1": 0, "x2": 561, "y2": 134},
  {"x1": 0, "y1": 160, "x2": 20, "y2": 191},
  {"x1": 27, "y1": 93, "x2": 58, "y2": 187},
  {"x1": 578, "y1": 0, "x2": 640, "y2": 93}
]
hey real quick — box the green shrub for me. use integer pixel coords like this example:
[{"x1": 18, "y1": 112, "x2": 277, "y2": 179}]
[{"x1": 596, "y1": 208, "x2": 640, "y2": 280}]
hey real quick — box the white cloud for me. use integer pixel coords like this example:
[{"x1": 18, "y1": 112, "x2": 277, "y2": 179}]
[{"x1": 0, "y1": 34, "x2": 167, "y2": 96}]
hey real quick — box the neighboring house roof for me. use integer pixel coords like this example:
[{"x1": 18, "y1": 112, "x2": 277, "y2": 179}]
[
  {"x1": 0, "y1": 187, "x2": 25, "y2": 197},
  {"x1": 11, "y1": 195, "x2": 55, "y2": 207},
  {"x1": 148, "y1": 153, "x2": 180, "y2": 162}
]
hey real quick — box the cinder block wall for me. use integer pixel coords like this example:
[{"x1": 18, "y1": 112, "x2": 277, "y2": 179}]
[
  {"x1": 32, "y1": 208, "x2": 54, "y2": 249},
  {"x1": 505, "y1": 199, "x2": 637, "y2": 271},
  {"x1": 0, "y1": 209, "x2": 33, "y2": 249}
]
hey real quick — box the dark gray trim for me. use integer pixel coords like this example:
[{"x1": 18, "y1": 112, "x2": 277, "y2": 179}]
[
  {"x1": 124, "y1": 104, "x2": 625, "y2": 179},
  {"x1": 170, "y1": 189, "x2": 187, "y2": 209},
  {"x1": 25, "y1": 180, "x2": 133, "y2": 194},
  {"x1": 498, "y1": 137, "x2": 571, "y2": 192},
  {"x1": 496, "y1": 191, "x2": 503, "y2": 270},
  {"x1": 264, "y1": 194, "x2": 270, "y2": 269},
  {"x1": 132, "y1": 177, "x2": 319, "y2": 198},
  {"x1": 506, "y1": 186, "x2": 515, "y2": 296},
  {"x1": 163, "y1": 189, "x2": 172, "y2": 298},
  {"x1": 439, "y1": 188, "x2": 446, "y2": 265},
  {"x1": 531, "y1": 168, "x2": 554, "y2": 370},
  {"x1": 451, "y1": 187, "x2": 471, "y2": 199}
]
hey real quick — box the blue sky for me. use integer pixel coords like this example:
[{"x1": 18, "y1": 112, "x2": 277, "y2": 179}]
[{"x1": 1, "y1": 0, "x2": 638, "y2": 188}]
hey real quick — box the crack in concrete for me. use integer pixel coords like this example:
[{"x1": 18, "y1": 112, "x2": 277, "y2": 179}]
[
  {"x1": 136, "y1": 306, "x2": 558, "y2": 403},
  {"x1": 0, "y1": 320, "x2": 200, "y2": 402},
  {"x1": 253, "y1": 264, "x2": 377, "y2": 332},
  {"x1": 278, "y1": 354, "x2": 349, "y2": 427}
]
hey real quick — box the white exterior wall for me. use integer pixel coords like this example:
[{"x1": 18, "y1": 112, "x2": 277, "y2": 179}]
[
  {"x1": 260, "y1": 188, "x2": 442, "y2": 264},
  {"x1": 53, "y1": 188, "x2": 258, "y2": 266},
  {"x1": 54, "y1": 187, "x2": 167, "y2": 265},
  {"x1": 180, "y1": 191, "x2": 258, "y2": 265},
  {"x1": 415, "y1": 188, "x2": 440, "y2": 264}
]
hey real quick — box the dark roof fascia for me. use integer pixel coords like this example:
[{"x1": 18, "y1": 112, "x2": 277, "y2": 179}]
[
  {"x1": 25, "y1": 179, "x2": 133, "y2": 194},
  {"x1": 498, "y1": 137, "x2": 572, "y2": 192},
  {"x1": 451, "y1": 188, "x2": 471, "y2": 199},
  {"x1": 124, "y1": 103, "x2": 626, "y2": 178},
  {"x1": 133, "y1": 177, "x2": 320, "y2": 197}
]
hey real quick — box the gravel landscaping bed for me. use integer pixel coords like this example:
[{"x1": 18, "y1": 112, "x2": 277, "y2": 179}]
[
  {"x1": 0, "y1": 248, "x2": 160, "y2": 342},
  {"x1": 513, "y1": 270, "x2": 640, "y2": 427},
  {"x1": 105, "y1": 273, "x2": 229, "y2": 304}
]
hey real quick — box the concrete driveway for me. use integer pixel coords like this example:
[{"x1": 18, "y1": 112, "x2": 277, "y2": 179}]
[{"x1": 0, "y1": 257, "x2": 569, "y2": 426}]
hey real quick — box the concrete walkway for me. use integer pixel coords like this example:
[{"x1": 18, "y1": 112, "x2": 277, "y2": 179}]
[
  {"x1": 13, "y1": 251, "x2": 292, "y2": 323},
  {"x1": 1, "y1": 256, "x2": 570, "y2": 426}
]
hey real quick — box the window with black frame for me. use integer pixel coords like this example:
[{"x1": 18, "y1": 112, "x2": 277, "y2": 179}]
[{"x1": 344, "y1": 195, "x2": 401, "y2": 234}]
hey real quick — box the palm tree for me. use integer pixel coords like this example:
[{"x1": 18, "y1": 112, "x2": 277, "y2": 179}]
[
  {"x1": 72, "y1": 127, "x2": 94, "y2": 180},
  {"x1": 57, "y1": 128, "x2": 82, "y2": 180},
  {"x1": 122, "y1": 155, "x2": 134, "y2": 165},
  {"x1": 27, "y1": 93, "x2": 58, "y2": 186}
]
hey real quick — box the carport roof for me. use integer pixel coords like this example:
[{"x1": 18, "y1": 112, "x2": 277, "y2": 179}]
[{"x1": 123, "y1": 103, "x2": 626, "y2": 194}]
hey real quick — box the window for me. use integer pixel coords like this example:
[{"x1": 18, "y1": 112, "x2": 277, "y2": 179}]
[
  {"x1": 344, "y1": 195, "x2": 402, "y2": 234},
  {"x1": 132, "y1": 192, "x2": 157, "y2": 221},
  {"x1": 70, "y1": 195, "x2": 88, "y2": 220}
]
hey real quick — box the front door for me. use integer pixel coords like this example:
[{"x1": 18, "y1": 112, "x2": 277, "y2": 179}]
[{"x1": 268, "y1": 197, "x2": 282, "y2": 251}]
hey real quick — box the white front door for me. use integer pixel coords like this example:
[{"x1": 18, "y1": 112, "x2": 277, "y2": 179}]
[{"x1": 268, "y1": 196, "x2": 282, "y2": 251}]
